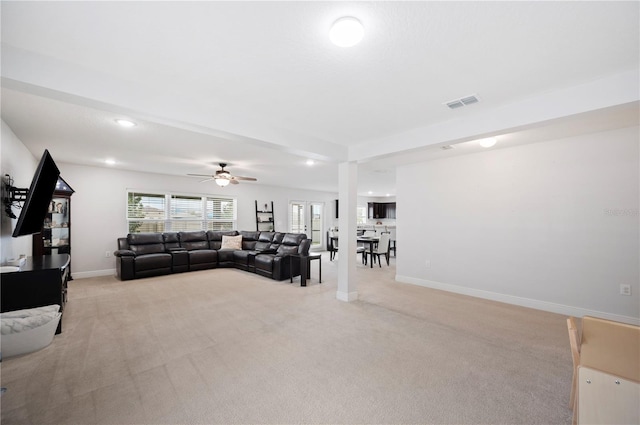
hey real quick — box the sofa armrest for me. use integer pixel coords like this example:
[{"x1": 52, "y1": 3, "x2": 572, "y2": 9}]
[{"x1": 114, "y1": 249, "x2": 135, "y2": 257}]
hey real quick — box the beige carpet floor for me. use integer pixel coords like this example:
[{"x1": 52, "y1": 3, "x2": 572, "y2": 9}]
[{"x1": 1, "y1": 253, "x2": 573, "y2": 424}]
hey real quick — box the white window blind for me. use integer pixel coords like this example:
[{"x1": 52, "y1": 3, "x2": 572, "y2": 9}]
[
  {"x1": 357, "y1": 206, "x2": 367, "y2": 225},
  {"x1": 206, "y1": 197, "x2": 236, "y2": 230},
  {"x1": 127, "y1": 192, "x2": 166, "y2": 219},
  {"x1": 170, "y1": 195, "x2": 203, "y2": 220},
  {"x1": 126, "y1": 191, "x2": 236, "y2": 233},
  {"x1": 290, "y1": 202, "x2": 304, "y2": 233},
  {"x1": 127, "y1": 192, "x2": 166, "y2": 233}
]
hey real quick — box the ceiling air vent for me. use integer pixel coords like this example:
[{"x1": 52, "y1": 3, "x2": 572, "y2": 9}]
[{"x1": 444, "y1": 94, "x2": 480, "y2": 110}]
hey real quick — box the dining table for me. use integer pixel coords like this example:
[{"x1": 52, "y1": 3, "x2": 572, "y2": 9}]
[{"x1": 329, "y1": 235, "x2": 380, "y2": 268}]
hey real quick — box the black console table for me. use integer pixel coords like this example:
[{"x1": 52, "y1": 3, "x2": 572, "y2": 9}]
[{"x1": 1, "y1": 254, "x2": 70, "y2": 334}]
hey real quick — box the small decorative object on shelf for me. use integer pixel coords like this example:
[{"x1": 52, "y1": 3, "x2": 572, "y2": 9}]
[
  {"x1": 33, "y1": 177, "x2": 74, "y2": 279},
  {"x1": 255, "y1": 200, "x2": 275, "y2": 232}
]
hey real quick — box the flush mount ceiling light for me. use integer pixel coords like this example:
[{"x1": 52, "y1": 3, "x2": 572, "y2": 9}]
[
  {"x1": 478, "y1": 137, "x2": 497, "y2": 148},
  {"x1": 306, "y1": 159, "x2": 315, "y2": 166},
  {"x1": 115, "y1": 119, "x2": 136, "y2": 128},
  {"x1": 330, "y1": 17, "x2": 364, "y2": 47}
]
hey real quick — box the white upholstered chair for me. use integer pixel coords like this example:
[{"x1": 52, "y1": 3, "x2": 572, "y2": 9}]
[{"x1": 364, "y1": 233, "x2": 391, "y2": 267}]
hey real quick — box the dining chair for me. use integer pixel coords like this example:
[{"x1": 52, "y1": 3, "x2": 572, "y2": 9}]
[
  {"x1": 327, "y1": 231, "x2": 338, "y2": 261},
  {"x1": 388, "y1": 228, "x2": 396, "y2": 256},
  {"x1": 365, "y1": 233, "x2": 391, "y2": 267},
  {"x1": 566, "y1": 317, "x2": 581, "y2": 425},
  {"x1": 328, "y1": 232, "x2": 365, "y2": 263}
]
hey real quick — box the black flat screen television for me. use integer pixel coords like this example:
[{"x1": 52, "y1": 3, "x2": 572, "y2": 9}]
[{"x1": 12, "y1": 149, "x2": 60, "y2": 237}]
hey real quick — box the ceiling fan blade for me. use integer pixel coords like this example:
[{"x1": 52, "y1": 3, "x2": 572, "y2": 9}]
[
  {"x1": 230, "y1": 179, "x2": 240, "y2": 185},
  {"x1": 188, "y1": 173, "x2": 214, "y2": 177},
  {"x1": 199, "y1": 178, "x2": 214, "y2": 183},
  {"x1": 232, "y1": 176, "x2": 257, "y2": 181}
]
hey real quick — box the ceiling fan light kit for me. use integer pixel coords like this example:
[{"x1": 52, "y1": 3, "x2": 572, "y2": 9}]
[{"x1": 215, "y1": 177, "x2": 230, "y2": 187}]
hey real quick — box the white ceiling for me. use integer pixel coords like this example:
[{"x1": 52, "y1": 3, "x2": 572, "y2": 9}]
[{"x1": 1, "y1": 1, "x2": 638, "y2": 196}]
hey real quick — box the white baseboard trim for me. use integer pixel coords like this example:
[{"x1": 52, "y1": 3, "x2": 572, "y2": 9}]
[
  {"x1": 336, "y1": 290, "x2": 359, "y2": 302},
  {"x1": 395, "y1": 275, "x2": 640, "y2": 326},
  {"x1": 72, "y1": 269, "x2": 116, "y2": 279}
]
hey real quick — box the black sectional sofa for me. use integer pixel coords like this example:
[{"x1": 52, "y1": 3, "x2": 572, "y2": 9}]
[{"x1": 114, "y1": 230, "x2": 311, "y2": 281}]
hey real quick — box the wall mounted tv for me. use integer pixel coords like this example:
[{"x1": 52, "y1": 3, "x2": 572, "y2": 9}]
[{"x1": 12, "y1": 149, "x2": 60, "y2": 237}]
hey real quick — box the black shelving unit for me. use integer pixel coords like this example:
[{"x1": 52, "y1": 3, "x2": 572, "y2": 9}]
[
  {"x1": 33, "y1": 176, "x2": 74, "y2": 278},
  {"x1": 255, "y1": 200, "x2": 275, "y2": 232}
]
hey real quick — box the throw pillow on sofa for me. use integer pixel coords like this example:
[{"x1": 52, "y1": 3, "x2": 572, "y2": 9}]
[{"x1": 221, "y1": 235, "x2": 242, "y2": 250}]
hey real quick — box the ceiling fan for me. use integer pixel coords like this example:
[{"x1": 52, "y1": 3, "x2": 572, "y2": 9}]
[{"x1": 188, "y1": 163, "x2": 257, "y2": 187}]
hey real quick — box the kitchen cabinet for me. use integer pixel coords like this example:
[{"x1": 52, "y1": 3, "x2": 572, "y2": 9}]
[{"x1": 368, "y1": 202, "x2": 396, "y2": 219}]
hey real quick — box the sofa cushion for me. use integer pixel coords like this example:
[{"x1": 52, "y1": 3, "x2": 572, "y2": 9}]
[
  {"x1": 217, "y1": 249, "x2": 235, "y2": 265},
  {"x1": 277, "y1": 245, "x2": 298, "y2": 256},
  {"x1": 233, "y1": 250, "x2": 257, "y2": 266},
  {"x1": 254, "y1": 241, "x2": 272, "y2": 251},
  {"x1": 240, "y1": 231, "x2": 260, "y2": 250},
  {"x1": 207, "y1": 230, "x2": 239, "y2": 250},
  {"x1": 269, "y1": 232, "x2": 285, "y2": 250},
  {"x1": 188, "y1": 249, "x2": 217, "y2": 265},
  {"x1": 127, "y1": 233, "x2": 165, "y2": 255},
  {"x1": 221, "y1": 235, "x2": 242, "y2": 250},
  {"x1": 128, "y1": 233, "x2": 164, "y2": 245},
  {"x1": 135, "y1": 253, "x2": 172, "y2": 271},
  {"x1": 179, "y1": 231, "x2": 210, "y2": 251},
  {"x1": 258, "y1": 232, "x2": 275, "y2": 242},
  {"x1": 282, "y1": 233, "x2": 306, "y2": 246},
  {"x1": 254, "y1": 254, "x2": 274, "y2": 272}
]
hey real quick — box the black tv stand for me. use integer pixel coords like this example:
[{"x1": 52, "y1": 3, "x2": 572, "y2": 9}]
[{"x1": 0, "y1": 254, "x2": 70, "y2": 334}]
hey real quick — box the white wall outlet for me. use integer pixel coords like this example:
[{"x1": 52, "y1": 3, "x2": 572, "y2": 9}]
[
  {"x1": 105, "y1": 251, "x2": 112, "y2": 258},
  {"x1": 619, "y1": 284, "x2": 631, "y2": 296},
  {"x1": 425, "y1": 259, "x2": 431, "y2": 268}
]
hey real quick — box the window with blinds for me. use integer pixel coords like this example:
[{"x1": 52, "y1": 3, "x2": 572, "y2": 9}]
[
  {"x1": 290, "y1": 202, "x2": 304, "y2": 233},
  {"x1": 206, "y1": 197, "x2": 236, "y2": 231},
  {"x1": 127, "y1": 192, "x2": 166, "y2": 233},
  {"x1": 357, "y1": 206, "x2": 367, "y2": 225},
  {"x1": 126, "y1": 191, "x2": 236, "y2": 233}
]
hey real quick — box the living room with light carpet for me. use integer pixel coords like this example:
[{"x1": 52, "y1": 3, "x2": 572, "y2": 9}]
[{"x1": 0, "y1": 255, "x2": 573, "y2": 424}]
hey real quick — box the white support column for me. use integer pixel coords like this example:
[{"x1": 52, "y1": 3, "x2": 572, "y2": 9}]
[{"x1": 336, "y1": 161, "x2": 358, "y2": 302}]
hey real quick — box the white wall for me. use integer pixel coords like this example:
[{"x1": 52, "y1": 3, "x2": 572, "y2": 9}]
[
  {"x1": 56, "y1": 163, "x2": 337, "y2": 277},
  {"x1": 0, "y1": 120, "x2": 38, "y2": 263},
  {"x1": 396, "y1": 126, "x2": 639, "y2": 323}
]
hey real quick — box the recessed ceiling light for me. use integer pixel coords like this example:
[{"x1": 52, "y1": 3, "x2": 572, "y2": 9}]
[
  {"x1": 105, "y1": 159, "x2": 116, "y2": 165},
  {"x1": 479, "y1": 137, "x2": 497, "y2": 148},
  {"x1": 115, "y1": 119, "x2": 136, "y2": 128},
  {"x1": 330, "y1": 17, "x2": 364, "y2": 47},
  {"x1": 386, "y1": 193, "x2": 391, "y2": 197},
  {"x1": 306, "y1": 159, "x2": 315, "y2": 166},
  {"x1": 368, "y1": 191, "x2": 373, "y2": 195}
]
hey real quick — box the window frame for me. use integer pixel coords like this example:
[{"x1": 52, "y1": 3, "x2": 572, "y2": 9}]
[{"x1": 126, "y1": 190, "x2": 237, "y2": 233}]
